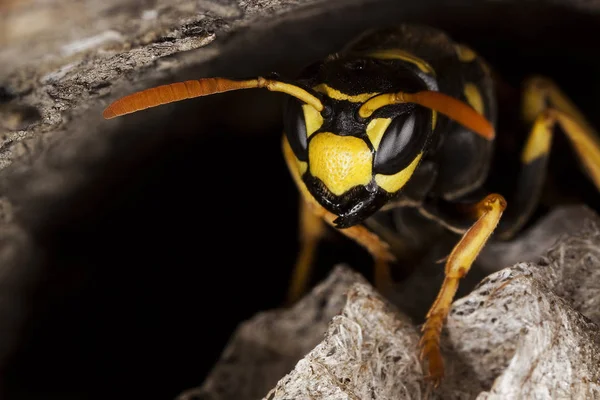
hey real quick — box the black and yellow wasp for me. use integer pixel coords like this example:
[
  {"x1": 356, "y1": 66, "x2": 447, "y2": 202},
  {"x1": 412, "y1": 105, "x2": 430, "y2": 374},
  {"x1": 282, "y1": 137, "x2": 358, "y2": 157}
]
[{"x1": 102, "y1": 24, "x2": 600, "y2": 385}]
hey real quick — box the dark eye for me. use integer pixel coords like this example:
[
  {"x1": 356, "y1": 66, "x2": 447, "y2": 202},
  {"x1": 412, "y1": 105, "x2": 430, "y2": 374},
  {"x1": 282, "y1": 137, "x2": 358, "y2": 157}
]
[
  {"x1": 283, "y1": 98, "x2": 308, "y2": 161},
  {"x1": 374, "y1": 111, "x2": 428, "y2": 175}
]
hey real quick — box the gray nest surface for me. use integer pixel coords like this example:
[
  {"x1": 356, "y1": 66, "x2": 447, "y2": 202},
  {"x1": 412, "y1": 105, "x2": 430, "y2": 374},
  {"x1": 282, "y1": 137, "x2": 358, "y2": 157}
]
[{"x1": 180, "y1": 206, "x2": 600, "y2": 400}]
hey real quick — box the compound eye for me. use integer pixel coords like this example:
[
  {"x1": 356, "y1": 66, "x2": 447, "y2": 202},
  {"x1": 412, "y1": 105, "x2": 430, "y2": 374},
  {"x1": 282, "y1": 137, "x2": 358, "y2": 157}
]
[
  {"x1": 374, "y1": 111, "x2": 427, "y2": 175},
  {"x1": 283, "y1": 98, "x2": 308, "y2": 161}
]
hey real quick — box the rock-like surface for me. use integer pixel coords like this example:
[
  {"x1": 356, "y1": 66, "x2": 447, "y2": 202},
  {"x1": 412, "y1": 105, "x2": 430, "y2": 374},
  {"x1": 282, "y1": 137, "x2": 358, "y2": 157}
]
[
  {"x1": 177, "y1": 265, "x2": 371, "y2": 400},
  {"x1": 263, "y1": 282, "x2": 425, "y2": 400},
  {"x1": 185, "y1": 209, "x2": 600, "y2": 399},
  {"x1": 478, "y1": 205, "x2": 600, "y2": 272},
  {"x1": 448, "y1": 221, "x2": 600, "y2": 398}
]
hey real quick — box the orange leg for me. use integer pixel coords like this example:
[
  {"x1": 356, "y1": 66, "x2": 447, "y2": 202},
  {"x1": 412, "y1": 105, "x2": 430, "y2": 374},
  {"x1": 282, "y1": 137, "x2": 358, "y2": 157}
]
[
  {"x1": 303, "y1": 194, "x2": 396, "y2": 294},
  {"x1": 318, "y1": 204, "x2": 396, "y2": 292},
  {"x1": 286, "y1": 199, "x2": 326, "y2": 304},
  {"x1": 419, "y1": 193, "x2": 507, "y2": 386},
  {"x1": 286, "y1": 195, "x2": 395, "y2": 303}
]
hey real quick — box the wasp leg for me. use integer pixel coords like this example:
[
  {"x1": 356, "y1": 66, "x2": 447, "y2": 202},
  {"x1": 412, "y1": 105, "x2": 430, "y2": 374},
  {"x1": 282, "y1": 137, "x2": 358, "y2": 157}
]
[
  {"x1": 290, "y1": 196, "x2": 396, "y2": 297},
  {"x1": 498, "y1": 76, "x2": 600, "y2": 238},
  {"x1": 420, "y1": 194, "x2": 506, "y2": 386},
  {"x1": 320, "y1": 205, "x2": 396, "y2": 292},
  {"x1": 286, "y1": 199, "x2": 326, "y2": 304}
]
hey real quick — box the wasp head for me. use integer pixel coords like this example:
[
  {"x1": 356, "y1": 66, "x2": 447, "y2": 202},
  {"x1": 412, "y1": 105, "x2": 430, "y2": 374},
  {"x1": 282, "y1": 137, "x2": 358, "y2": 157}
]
[{"x1": 283, "y1": 56, "x2": 435, "y2": 228}]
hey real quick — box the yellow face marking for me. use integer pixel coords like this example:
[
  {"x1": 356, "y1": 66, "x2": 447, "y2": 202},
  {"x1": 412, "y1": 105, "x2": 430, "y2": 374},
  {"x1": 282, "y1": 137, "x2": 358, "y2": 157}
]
[
  {"x1": 282, "y1": 134, "x2": 308, "y2": 175},
  {"x1": 454, "y1": 44, "x2": 477, "y2": 62},
  {"x1": 308, "y1": 132, "x2": 373, "y2": 196},
  {"x1": 375, "y1": 152, "x2": 422, "y2": 193},
  {"x1": 463, "y1": 83, "x2": 484, "y2": 115},
  {"x1": 521, "y1": 116, "x2": 552, "y2": 164},
  {"x1": 366, "y1": 118, "x2": 392, "y2": 150},
  {"x1": 366, "y1": 49, "x2": 436, "y2": 76},
  {"x1": 297, "y1": 159, "x2": 308, "y2": 175},
  {"x1": 312, "y1": 84, "x2": 379, "y2": 103},
  {"x1": 432, "y1": 110, "x2": 437, "y2": 131},
  {"x1": 283, "y1": 136, "x2": 319, "y2": 209},
  {"x1": 302, "y1": 105, "x2": 324, "y2": 138}
]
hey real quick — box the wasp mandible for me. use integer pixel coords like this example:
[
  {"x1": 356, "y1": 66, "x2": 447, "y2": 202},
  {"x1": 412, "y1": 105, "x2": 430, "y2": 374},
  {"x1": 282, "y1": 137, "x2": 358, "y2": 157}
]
[{"x1": 102, "y1": 24, "x2": 600, "y2": 385}]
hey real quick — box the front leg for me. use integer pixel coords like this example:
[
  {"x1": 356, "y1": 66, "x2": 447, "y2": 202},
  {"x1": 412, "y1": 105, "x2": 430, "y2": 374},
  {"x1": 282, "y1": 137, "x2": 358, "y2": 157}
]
[
  {"x1": 303, "y1": 192, "x2": 397, "y2": 293},
  {"x1": 419, "y1": 194, "x2": 507, "y2": 386},
  {"x1": 418, "y1": 76, "x2": 600, "y2": 384},
  {"x1": 286, "y1": 198, "x2": 327, "y2": 304}
]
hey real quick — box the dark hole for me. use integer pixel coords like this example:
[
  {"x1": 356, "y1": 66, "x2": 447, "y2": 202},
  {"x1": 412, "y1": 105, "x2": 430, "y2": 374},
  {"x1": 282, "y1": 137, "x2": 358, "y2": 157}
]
[{"x1": 0, "y1": 86, "x2": 16, "y2": 103}]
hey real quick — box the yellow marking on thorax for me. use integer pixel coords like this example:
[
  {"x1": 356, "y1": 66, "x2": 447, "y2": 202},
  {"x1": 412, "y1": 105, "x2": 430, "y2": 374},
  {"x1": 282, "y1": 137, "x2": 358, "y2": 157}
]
[
  {"x1": 375, "y1": 153, "x2": 422, "y2": 193},
  {"x1": 312, "y1": 84, "x2": 379, "y2": 103},
  {"x1": 365, "y1": 49, "x2": 436, "y2": 76},
  {"x1": 464, "y1": 83, "x2": 484, "y2": 115},
  {"x1": 302, "y1": 105, "x2": 323, "y2": 138},
  {"x1": 366, "y1": 118, "x2": 392, "y2": 149},
  {"x1": 308, "y1": 132, "x2": 373, "y2": 196},
  {"x1": 455, "y1": 44, "x2": 477, "y2": 62}
]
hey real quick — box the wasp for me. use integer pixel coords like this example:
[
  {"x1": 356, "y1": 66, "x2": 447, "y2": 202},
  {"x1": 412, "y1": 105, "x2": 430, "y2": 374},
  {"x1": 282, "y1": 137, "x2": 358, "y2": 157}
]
[{"x1": 102, "y1": 24, "x2": 600, "y2": 386}]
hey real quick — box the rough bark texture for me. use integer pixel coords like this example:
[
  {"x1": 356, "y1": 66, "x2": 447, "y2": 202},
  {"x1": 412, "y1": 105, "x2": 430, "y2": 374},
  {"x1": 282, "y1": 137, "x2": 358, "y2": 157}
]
[
  {"x1": 177, "y1": 266, "x2": 372, "y2": 400},
  {"x1": 449, "y1": 221, "x2": 600, "y2": 398},
  {"x1": 263, "y1": 282, "x2": 425, "y2": 400},
  {"x1": 184, "y1": 207, "x2": 600, "y2": 399}
]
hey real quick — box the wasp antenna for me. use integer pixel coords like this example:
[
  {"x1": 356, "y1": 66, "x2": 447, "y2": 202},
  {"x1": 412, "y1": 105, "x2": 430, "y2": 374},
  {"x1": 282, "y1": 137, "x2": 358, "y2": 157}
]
[
  {"x1": 103, "y1": 77, "x2": 323, "y2": 119},
  {"x1": 359, "y1": 91, "x2": 495, "y2": 140},
  {"x1": 102, "y1": 78, "x2": 255, "y2": 119},
  {"x1": 407, "y1": 91, "x2": 495, "y2": 140}
]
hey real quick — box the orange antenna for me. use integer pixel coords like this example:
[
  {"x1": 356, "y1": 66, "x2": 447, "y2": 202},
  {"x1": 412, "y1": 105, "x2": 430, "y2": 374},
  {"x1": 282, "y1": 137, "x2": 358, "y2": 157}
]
[
  {"x1": 359, "y1": 90, "x2": 495, "y2": 140},
  {"x1": 103, "y1": 77, "x2": 324, "y2": 119}
]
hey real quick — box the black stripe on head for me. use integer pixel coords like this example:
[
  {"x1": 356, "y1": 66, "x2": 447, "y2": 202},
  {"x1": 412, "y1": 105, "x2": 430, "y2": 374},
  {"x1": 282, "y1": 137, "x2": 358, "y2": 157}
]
[{"x1": 317, "y1": 57, "x2": 429, "y2": 96}]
